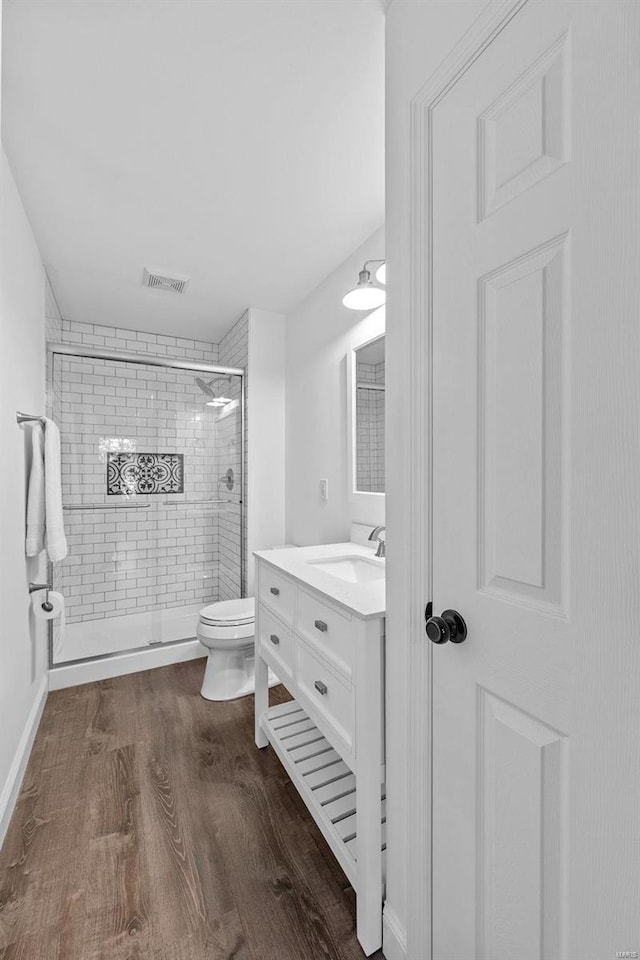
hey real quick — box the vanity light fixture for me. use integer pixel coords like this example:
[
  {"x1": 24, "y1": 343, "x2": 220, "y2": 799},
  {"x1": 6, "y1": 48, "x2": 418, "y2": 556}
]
[{"x1": 342, "y1": 259, "x2": 386, "y2": 310}]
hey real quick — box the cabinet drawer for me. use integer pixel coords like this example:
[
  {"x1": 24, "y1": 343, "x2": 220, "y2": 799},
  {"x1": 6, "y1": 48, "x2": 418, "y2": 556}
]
[
  {"x1": 258, "y1": 565, "x2": 295, "y2": 627},
  {"x1": 297, "y1": 642, "x2": 354, "y2": 758},
  {"x1": 257, "y1": 604, "x2": 294, "y2": 679},
  {"x1": 297, "y1": 588, "x2": 353, "y2": 680}
]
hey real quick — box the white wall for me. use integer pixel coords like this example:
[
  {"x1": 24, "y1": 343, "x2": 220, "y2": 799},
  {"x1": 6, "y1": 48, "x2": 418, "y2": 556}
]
[
  {"x1": 0, "y1": 147, "x2": 49, "y2": 846},
  {"x1": 247, "y1": 308, "x2": 286, "y2": 593},
  {"x1": 285, "y1": 226, "x2": 385, "y2": 547},
  {"x1": 384, "y1": 2, "x2": 489, "y2": 957}
]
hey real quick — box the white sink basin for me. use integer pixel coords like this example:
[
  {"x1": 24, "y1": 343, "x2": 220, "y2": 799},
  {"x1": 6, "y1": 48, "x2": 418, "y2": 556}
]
[{"x1": 307, "y1": 555, "x2": 385, "y2": 583}]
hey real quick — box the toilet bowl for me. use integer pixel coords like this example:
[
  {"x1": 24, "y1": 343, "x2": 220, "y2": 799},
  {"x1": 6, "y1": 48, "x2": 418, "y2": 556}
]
[{"x1": 198, "y1": 596, "x2": 278, "y2": 701}]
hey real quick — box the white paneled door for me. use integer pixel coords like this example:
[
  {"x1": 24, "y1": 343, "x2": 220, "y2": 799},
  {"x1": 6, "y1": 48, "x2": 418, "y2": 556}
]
[{"x1": 421, "y1": 1, "x2": 640, "y2": 958}]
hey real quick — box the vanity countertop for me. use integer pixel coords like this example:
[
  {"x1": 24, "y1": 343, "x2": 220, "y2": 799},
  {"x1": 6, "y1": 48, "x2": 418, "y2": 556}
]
[{"x1": 254, "y1": 542, "x2": 385, "y2": 620}]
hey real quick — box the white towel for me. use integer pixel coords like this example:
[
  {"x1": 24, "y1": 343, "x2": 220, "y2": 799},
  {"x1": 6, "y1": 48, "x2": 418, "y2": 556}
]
[
  {"x1": 43, "y1": 417, "x2": 68, "y2": 562},
  {"x1": 25, "y1": 423, "x2": 45, "y2": 556}
]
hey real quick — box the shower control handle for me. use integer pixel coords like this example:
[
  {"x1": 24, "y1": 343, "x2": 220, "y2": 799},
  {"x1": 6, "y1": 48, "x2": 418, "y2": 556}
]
[
  {"x1": 314, "y1": 680, "x2": 328, "y2": 696},
  {"x1": 269, "y1": 634, "x2": 280, "y2": 646},
  {"x1": 426, "y1": 609, "x2": 467, "y2": 645},
  {"x1": 314, "y1": 619, "x2": 328, "y2": 632},
  {"x1": 270, "y1": 587, "x2": 280, "y2": 597}
]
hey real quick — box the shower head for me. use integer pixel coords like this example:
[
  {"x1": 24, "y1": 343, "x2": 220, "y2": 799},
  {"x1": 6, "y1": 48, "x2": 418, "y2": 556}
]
[
  {"x1": 195, "y1": 376, "x2": 233, "y2": 408},
  {"x1": 195, "y1": 377, "x2": 216, "y2": 399}
]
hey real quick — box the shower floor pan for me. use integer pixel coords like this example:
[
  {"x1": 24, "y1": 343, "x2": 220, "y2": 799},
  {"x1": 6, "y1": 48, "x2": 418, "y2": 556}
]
[{"x1": 52, "y1": 601, "x2": 206, "y2": 665}]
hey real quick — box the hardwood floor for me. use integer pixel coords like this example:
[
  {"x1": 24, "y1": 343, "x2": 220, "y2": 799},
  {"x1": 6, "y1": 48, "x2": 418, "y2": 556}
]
[{"x1": 0, "y1": 660, "x2": 382, "y2": 960}]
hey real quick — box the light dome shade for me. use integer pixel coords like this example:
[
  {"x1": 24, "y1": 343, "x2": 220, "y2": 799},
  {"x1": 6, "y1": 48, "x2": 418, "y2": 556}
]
[
  {"x1": 342, "y1": 268, "x2": 386, "y2": 310},
  {"x1": 375, "y1": 262, "x2": 386, "y2": 285},
  {"x1": 342, "y1": 286, "x2": 386, "y2": 310}
]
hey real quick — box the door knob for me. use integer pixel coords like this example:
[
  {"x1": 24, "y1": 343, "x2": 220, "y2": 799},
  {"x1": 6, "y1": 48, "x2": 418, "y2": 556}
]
[{"x1": 425, "y1": 609, "x2": 467, "y2": 644}]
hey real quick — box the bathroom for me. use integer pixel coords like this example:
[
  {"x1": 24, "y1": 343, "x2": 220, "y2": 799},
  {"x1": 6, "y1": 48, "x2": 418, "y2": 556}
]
[{"x1": 1, "y1": 2, "x2": 639, "y2": 959}]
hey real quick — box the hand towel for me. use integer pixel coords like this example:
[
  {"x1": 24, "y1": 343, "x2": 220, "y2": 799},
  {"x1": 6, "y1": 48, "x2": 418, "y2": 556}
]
[
  {"x1": 43, "y1": 417, "x2": 68, "y2": 562},
  {"x1": 25, "y1": 422, "x2": 45, "y2": 556}
]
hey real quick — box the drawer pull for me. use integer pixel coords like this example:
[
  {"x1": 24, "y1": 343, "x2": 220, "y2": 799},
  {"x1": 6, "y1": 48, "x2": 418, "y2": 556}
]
[
  {"x1": 314, "y1": 619, "x2": 328, "y2": 632},
  {"x1": 314, "y1": 680, "x2": 328, "y2": 696},
  {"x1": 270, "y1": 586, "x2": 280, "y2": 596},
  {"x1": 269, "y1": 634, "x2": 280, "y2": 646}
]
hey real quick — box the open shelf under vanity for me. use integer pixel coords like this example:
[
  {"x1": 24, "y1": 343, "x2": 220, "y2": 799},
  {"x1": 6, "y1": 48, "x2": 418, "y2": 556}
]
[{"x1": 261, "y1": 698, "x2": 386, "y2": 890}]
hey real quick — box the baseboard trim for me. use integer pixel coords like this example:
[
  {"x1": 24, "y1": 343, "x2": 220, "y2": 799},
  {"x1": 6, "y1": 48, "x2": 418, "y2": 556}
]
[
  {"x1": 382, "y1": 904, "x2": 408, "y2": 960},
  {"x1": 0, "y1": 674, "x2": 48, "y2": 850},
  {"x1": 49, "y1": 639, "x2": 205, "y2": 690}
]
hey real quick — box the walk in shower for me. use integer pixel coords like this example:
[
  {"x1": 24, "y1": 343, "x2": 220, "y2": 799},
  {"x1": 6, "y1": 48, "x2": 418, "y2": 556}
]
[{"x1": 48, "y1": 343, "x2": 244, "y2": 666}]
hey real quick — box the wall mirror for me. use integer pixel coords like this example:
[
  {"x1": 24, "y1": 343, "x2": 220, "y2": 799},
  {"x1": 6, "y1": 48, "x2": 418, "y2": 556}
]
[
  {"x1": 347, "y1": 307, "x2": 385, "y2": 524},
  {"x1": 354, "y1": 336, "x2": 385, "y2": 492}
]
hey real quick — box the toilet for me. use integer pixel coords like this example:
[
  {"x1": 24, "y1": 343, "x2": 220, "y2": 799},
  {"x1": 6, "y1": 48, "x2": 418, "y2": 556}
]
[
  {"x1": 197, "y1": 596, "x2": 258, "y2": 700},
  {"x1": 197, "y1": 597, "x2": 280, "y2": 701}
]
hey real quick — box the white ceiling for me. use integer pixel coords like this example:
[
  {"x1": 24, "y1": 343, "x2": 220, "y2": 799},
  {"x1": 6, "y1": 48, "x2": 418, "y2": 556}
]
[{"x1": 1, "y1": 0, "x2": 385, "y2": 343}]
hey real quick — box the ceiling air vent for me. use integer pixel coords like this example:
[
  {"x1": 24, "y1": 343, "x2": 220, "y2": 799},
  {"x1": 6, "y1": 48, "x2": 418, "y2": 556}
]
[{"x1": 142, "y1": 267, "x2": 190, "y2": 294}]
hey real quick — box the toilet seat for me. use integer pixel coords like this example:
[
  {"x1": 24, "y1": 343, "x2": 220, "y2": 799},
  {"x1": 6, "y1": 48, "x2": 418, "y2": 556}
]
[{"x1": 199, "y1": 597, "x2": 255, "y2": 627}]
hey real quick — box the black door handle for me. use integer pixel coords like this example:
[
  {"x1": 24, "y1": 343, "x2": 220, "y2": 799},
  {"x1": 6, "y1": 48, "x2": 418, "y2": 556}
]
[{"x1": 426, "y1": 609, "x2": 467, "y2": 645}]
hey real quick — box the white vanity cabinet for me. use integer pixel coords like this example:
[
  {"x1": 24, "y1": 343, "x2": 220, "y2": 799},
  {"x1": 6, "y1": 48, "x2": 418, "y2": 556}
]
[{"x1": 253, "y1": 549, "x2": 385, "y2": 957}]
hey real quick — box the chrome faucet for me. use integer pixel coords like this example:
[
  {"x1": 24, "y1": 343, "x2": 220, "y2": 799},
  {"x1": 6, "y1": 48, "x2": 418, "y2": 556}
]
[{"x1": 368, "y1": 525, "x2": 386, "y2": 558}]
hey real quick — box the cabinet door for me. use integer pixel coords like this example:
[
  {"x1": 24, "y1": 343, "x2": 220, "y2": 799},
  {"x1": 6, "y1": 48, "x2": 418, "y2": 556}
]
[
  {"x1": 258, "y1": 566, "x2": 295, "y2": 626},
  {"x1": 297, "y1": 587, "x2": 354, "y2": 681},
  {"x1": 256, "y1": 603, "x2": 294, "y2": 681},
  {"x1": 297, "y1": 641, "x2": 354, "y2": 762}
]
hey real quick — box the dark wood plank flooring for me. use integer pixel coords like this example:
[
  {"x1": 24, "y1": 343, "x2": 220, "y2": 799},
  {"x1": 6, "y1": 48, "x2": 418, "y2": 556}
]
[{"x1": 0, "y1": 660, "x2": 382, "y2": 960}]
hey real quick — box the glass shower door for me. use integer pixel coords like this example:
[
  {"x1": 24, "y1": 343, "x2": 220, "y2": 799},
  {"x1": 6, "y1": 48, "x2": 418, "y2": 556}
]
[{"x1": 50, "y1": 350, "x2": 243, "y2": 665}]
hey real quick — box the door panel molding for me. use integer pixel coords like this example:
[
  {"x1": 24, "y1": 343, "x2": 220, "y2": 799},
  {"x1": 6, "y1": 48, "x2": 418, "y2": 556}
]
[
  {"x1": 405, "y1": 2, "x2": 528, "y2": 956},
  {"x1": 478, "y1": 29, "x2": 571, "y2": 221},
  {"x1": 476, "y1": 687, "x2": 568, "y2": 960},
  {"x1": 477, "y1": 230, "x2": 570, "y2": 617}
]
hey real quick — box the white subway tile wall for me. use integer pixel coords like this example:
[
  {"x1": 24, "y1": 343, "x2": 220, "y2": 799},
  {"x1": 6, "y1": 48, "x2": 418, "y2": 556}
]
[
  {"x1": 48, "y1": 318, "x2": 248, "y2": 634},
  {"x1": 356, "y1": 360, "x2": 385, "y2": 493}
]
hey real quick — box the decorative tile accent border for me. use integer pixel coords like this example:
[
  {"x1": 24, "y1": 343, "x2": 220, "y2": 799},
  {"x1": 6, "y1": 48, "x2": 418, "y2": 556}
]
[{"x1": 107, "y1": 453, "x2": 184, "y2": 496}]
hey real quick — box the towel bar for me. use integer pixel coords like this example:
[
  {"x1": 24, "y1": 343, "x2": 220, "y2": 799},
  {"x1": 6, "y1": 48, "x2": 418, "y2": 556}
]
[
  {"x1": 63, "y1": 503, "x2": 151, "y2": 511},
  {"x1": 16, "y1": 411, "x2": 45, "y2": 424},
  {"x1": 161, "y1": 499, "x2": 235, "y2": 506}
]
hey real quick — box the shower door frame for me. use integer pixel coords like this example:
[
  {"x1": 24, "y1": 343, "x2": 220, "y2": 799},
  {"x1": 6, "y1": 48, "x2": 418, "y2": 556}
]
[{"x1": 46, "y1": 341, "x2": 246, "y2": 671}]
